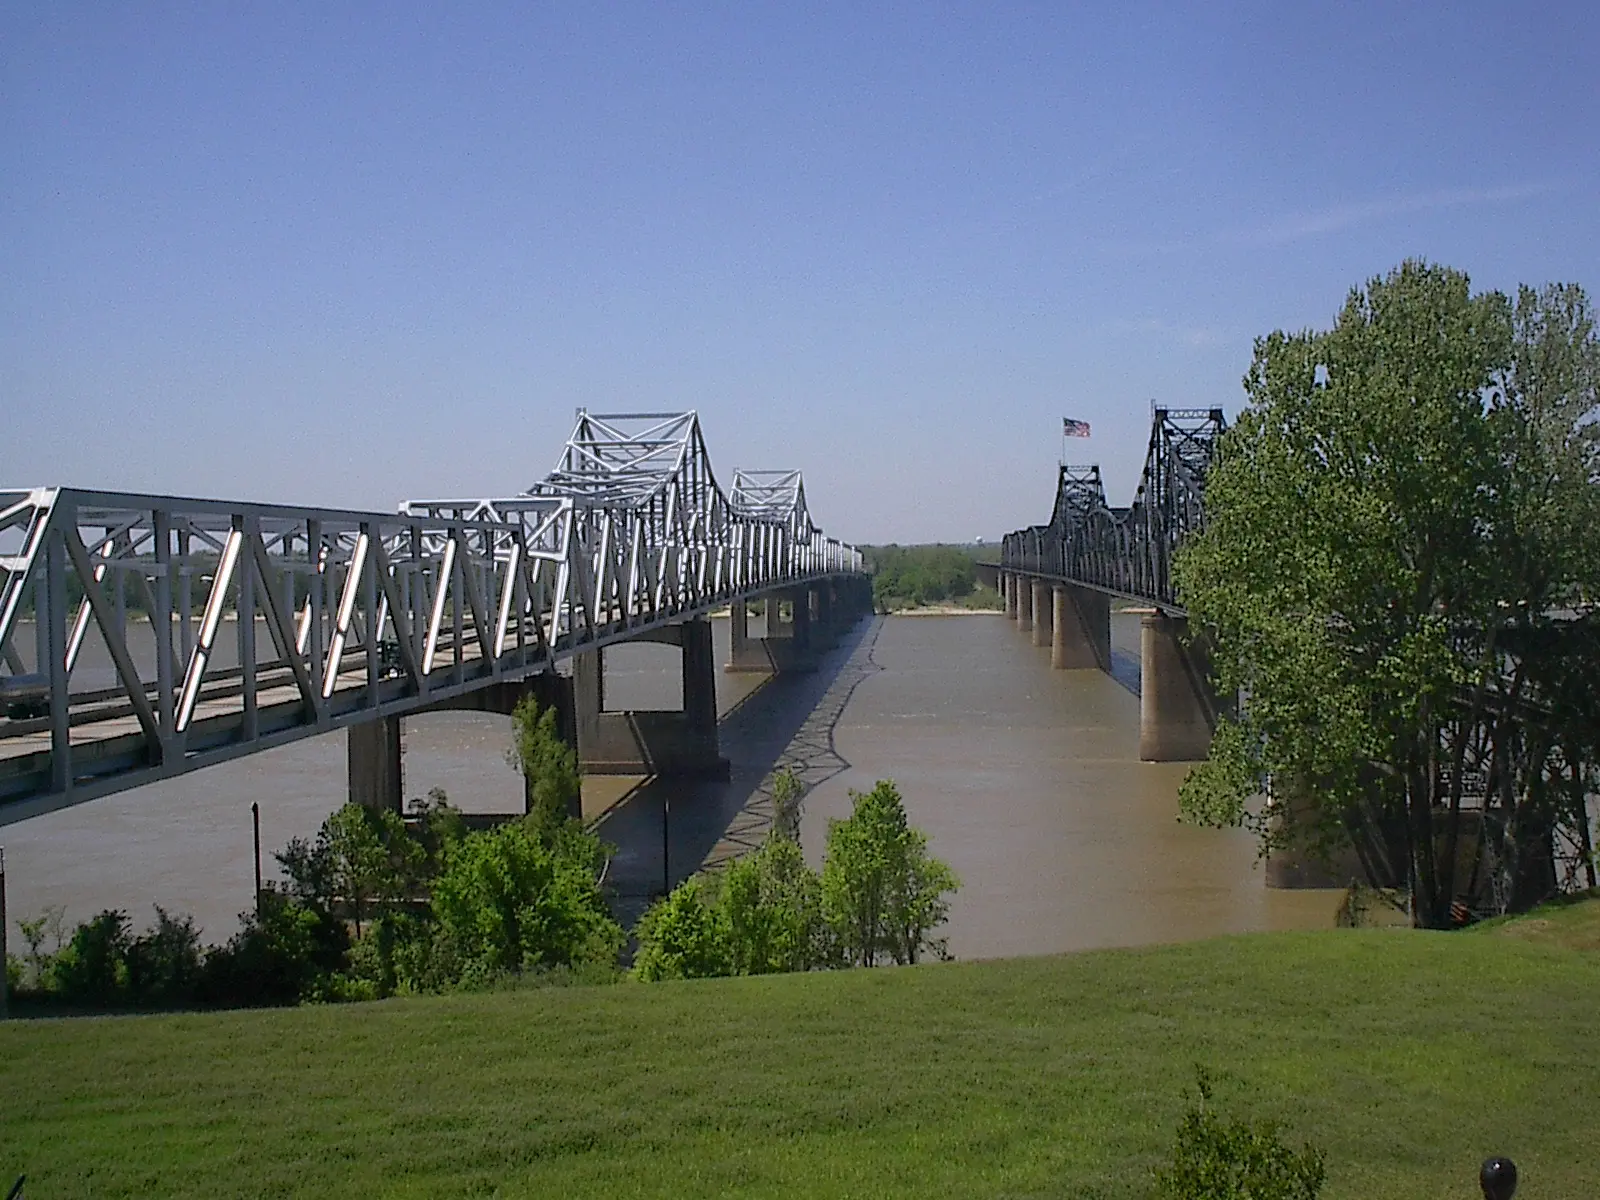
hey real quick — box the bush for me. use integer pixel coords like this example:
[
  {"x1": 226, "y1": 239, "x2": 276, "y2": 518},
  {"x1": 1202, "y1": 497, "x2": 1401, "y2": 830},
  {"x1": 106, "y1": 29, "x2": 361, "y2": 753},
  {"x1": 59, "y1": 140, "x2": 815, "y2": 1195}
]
[
  {"x1": 5, "y1": 954, "x2": 20, "y2": 995},
  {"x1": 632, "y1": 878, "x2": 732, "y2": 981},
  {"x1": 430, "y1": 818, "x2": 623, "y2": 979},
  {"x1": 126, "y1": 907, "x2": 205, "y2": 1006},
  {"x1": 508, "y1": 695, "x2": 582, "y2": 833},
  {"x1": 200, "y1": 893, "x2": 337, "y2": 1007},
  {"x1": 719, "y1": 835, "x2": 827, "y2": 975},
  {"x1": 1155, "y1": 1068, "x2": 1326, "y2": 1200},
  {"x1": 51, "y1": 909, "x2": 132, "y2": 1005}
]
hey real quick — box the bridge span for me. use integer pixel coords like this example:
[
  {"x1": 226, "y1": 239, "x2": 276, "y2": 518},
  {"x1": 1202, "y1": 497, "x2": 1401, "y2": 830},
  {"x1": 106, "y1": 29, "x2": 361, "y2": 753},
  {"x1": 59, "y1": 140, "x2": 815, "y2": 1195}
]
[
  {"x1": 0, "y1": 412, "x2": 869, "y2": 825},
  {"x1": 998, "y1": 408, "x2": 1227, "y2": 763}
]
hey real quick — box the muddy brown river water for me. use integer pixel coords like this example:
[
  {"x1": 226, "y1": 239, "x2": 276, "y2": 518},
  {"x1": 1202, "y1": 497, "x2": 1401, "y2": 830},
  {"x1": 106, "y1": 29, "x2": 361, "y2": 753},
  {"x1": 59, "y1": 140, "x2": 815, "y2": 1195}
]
[{"x1": 0, "y1": 613, "x2": 1338, "y2": 959}]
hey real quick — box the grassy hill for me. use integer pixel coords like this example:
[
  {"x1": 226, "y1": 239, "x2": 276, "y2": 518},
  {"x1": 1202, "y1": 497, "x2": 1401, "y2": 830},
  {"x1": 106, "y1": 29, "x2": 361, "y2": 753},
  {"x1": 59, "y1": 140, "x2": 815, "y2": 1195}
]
[{"x1": 3, "y1": 924, "x2": 1597, "y2": 1198}]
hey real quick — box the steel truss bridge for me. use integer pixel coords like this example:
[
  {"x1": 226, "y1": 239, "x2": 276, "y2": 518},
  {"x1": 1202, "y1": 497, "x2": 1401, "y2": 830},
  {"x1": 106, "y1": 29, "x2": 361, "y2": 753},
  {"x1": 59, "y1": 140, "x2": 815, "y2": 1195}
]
[
  {"x1": 0, "y1": 411, "x2": 863, "y2": 823},
  {"x1": 1000, "y1": 408, "x2": 1226, "y2": 610}
]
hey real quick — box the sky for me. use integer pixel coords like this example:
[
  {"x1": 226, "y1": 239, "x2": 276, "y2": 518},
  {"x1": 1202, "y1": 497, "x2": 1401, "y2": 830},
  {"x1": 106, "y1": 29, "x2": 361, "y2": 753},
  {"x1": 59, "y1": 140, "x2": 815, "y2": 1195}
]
[{"x1": 3, "y1": 3, "x2": 1598, "y2": 544}]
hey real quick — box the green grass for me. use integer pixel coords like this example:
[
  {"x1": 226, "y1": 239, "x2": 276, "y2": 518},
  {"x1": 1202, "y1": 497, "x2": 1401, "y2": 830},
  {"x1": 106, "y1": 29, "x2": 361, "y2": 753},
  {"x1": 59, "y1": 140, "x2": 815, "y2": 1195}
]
[
  {"x1": 3, "y1": 929, "x2": 1597, "y2": 1198},
  {"x1": 1471, "y1": 887, "x2": 1600, "y2": 950}
]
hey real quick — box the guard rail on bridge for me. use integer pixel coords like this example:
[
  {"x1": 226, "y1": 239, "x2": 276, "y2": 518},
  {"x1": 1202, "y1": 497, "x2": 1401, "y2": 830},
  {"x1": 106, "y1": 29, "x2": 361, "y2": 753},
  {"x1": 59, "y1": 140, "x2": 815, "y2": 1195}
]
[{"x1": 0, "y1": 411, "x2": 863, "y2": 823}]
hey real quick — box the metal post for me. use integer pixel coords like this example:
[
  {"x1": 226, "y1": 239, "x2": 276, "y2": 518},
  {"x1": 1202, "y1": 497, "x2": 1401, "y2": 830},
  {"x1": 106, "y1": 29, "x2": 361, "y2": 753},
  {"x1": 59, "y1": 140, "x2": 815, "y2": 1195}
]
[
  {"x1": 662, "y1": 791, "x2": 671, "y2": 897},
  {"x1": 0, "y1": 845, "x2": 8, "y2": 1019},
  {"x1": 251, "y1": 802, "x2": 262, "y2": 917}
]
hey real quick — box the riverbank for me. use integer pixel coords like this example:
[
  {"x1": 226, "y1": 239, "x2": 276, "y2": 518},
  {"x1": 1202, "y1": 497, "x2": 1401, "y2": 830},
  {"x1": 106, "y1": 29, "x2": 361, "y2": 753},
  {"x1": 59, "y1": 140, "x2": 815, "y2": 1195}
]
[{"x1": 3, "y1": 924, "x2": 1595, "y2": 1197}]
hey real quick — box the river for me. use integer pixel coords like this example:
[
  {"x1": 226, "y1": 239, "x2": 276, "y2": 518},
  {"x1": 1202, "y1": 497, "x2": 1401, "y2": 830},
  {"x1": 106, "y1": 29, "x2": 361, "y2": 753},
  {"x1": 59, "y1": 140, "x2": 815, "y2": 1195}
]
[{"x1": 0, "y1": 612, "x2": 1337, "y2": 959}]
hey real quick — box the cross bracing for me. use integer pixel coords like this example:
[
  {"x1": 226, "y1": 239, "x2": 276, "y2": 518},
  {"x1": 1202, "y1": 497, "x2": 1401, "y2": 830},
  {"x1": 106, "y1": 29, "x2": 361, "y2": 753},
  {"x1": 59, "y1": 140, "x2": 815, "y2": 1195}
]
[
  {"x1": 1001, "y1": 407, "x2": 1226, "y2": 610},
  {"x1": 0, "y1": 413, "x2": 862, "y2": 822}
]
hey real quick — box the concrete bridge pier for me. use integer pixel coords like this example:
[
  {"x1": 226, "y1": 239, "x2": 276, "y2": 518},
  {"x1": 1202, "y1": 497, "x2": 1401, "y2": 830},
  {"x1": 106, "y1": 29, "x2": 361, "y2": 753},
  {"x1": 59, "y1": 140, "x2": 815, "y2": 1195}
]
[
  {"x1": 1015, "y1": 575, "x2": 1033, "y2": 632},
  {"x1": 1051, "y1": 585, "x2": 1111, "y2": 671},
  {"x1": 576, "y1": 617, "x2": 729, "y2": 778},
  {"x1": 1138, "y1": 612, "x2": 1217, "y2": 762},
  {"x1": 347, "y1": 672, "x2": 579, "y2": 818},
  {"x1": 348, "y1": 717, "x2": 404, "y2": 815},
  {"x1": 1002, "y1": 573, "x2": 1018, "y2": 618},
  {"x1": 814, "y1": 581, "x2": 835, "y2": 644},
  {"x1": 1030, "y1": 580, "x2": 1052, "y2": 648}
]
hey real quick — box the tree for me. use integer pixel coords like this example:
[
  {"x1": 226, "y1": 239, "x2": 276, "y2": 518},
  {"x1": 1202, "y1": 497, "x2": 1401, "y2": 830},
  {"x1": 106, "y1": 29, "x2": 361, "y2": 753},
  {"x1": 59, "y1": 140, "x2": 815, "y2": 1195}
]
[
  {"x1": 508, "y1": 695, "x2": 582, "y2": 836},
  {"x1": 820, "y1": 780, "x2": 959, "y2": 965},
  {"x1": 631, "y1": 877, "x2": 732, "y2": 981},
  {"x1": 718, "y1": 834, "x2": 827, "y2": 974},
  {"x1": 770, "y1": 766, "x2": 806, "y2": 842},
  {"x1": 1175, "y1": 262, "x2": 1600, "y2": 926},
  {"x1": 430, "y1": 819, "x2": 622, "y2": 981},
  {"x1": 322, "y1": 804, "x2": 423, "y2": 935}
]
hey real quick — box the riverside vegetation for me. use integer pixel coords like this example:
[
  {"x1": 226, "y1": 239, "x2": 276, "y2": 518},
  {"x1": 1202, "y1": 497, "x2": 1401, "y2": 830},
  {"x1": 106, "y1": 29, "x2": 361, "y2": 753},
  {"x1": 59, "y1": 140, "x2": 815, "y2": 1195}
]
[
  {"x1": 863, "y1": 543, "x2": 1002, "y2": 612},
  {"x1": 5, "y1": 700, "x2": 960, "y2": 1011}
]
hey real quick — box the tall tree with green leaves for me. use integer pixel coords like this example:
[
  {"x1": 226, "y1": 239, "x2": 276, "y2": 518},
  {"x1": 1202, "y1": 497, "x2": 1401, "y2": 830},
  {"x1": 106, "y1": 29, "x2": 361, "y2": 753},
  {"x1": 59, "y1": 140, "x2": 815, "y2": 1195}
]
[
  {"x1": 430, "y1": 819, "x2": 622, "y2": 979},
  {"x1": 508, "y1": 695, "x2": 582, "y2": 837},
  {"x1": 820, "y1": 780, "x2": 959, "y2": 965},
  {"x1": 1176, "y1": 262, "x2": 1600, "y2": 926}
]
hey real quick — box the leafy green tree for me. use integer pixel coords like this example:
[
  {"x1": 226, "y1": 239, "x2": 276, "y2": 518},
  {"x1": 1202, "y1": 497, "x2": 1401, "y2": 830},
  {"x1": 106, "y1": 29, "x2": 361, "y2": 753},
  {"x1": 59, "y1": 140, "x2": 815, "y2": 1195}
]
[
  {"x1": 719, "y1": 834, "x2": 826, "y2": 974},
  {"x1": 1176, "y1": 262, "x2": 1600, "y2": 925},
  {"x1": 430, "y1": 818, "x2": 622, "y2": 980},
  {"x1": 317, "y1": 803, "x2": 424, "y2": 935},
  {"x1": 508, "y1": 695, "x2": 582, "y2": 835},
  {"x1": 407, "y1": 786, "x2": 467, "y2": 879},
  {"x1": 631, "y1": 877, "x2": 732, "y2": 981},
  {"x1": 820, "y1": 780, "x2": 959, "y2": 965}
]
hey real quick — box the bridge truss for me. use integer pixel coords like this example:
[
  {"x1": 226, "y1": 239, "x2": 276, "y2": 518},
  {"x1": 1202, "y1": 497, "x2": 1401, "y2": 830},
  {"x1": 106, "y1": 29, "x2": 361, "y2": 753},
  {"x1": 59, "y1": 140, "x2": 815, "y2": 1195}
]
[
  {"x1": 1000, "y1": 408, "x2": 1226, "y2": 610},
  {"x1": 0, "y1": 412, "x2": 862, "y2": 822}
]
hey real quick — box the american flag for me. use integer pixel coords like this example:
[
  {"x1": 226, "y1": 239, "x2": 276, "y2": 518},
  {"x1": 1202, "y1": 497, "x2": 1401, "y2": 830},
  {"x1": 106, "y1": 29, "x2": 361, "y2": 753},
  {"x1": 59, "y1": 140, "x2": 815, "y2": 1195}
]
[{"x1": 1062, "y1": 418, "x2": 1091, "y2": 438}]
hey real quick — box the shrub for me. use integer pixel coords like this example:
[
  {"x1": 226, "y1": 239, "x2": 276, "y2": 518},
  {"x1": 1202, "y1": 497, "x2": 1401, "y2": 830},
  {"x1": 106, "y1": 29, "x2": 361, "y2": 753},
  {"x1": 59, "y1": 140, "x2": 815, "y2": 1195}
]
[
  {"x1": 719, "y1": 835, "x2": 827, "y2": 975},
  {"x1": 820, "y1": 780, "x2": 959, "y2": 966},
  {"x1": 51, "y1": 910, "x2": 132, "y2": 1005},
  {"x1": 200, "y1": 893, "x2": 334, "y2": 1007},
  {"x1": 430, "y1": 818, "x2": 623, "y2": 979},
  {"x1": 125, "y1": 906, "x2": 205, "y2": 1006},
  {"x1": 1154, "y1": 1068, "x2": 1326, "y2": 1200},
  {"x1": 632, "y1": 878, "x2": 731, "y2": 981}
]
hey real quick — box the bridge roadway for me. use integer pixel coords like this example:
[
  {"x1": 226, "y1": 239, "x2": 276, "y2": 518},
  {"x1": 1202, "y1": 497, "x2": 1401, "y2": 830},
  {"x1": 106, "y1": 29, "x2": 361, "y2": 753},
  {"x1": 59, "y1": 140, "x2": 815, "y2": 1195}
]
[
  {"x1": 997, "y1": 408, "x2": 1228, "y2": 762},
  {"x1": 0, "y1": 412, "x2": 870, "y2": 825}
]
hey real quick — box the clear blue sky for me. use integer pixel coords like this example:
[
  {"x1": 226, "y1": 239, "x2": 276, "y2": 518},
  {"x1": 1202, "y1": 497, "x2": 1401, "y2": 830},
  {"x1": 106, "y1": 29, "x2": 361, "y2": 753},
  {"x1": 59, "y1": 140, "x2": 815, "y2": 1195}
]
[{"x1": 4, "y1": 3, "x2": 1596, "y2": 543}]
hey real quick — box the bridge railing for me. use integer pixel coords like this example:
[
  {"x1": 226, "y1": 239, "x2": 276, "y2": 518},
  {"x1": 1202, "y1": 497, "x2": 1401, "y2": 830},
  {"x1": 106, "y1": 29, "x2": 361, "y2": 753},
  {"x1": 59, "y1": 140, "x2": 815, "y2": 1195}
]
[{"x1": 0, "y1": 412, "x2": 862, "y2": 820}]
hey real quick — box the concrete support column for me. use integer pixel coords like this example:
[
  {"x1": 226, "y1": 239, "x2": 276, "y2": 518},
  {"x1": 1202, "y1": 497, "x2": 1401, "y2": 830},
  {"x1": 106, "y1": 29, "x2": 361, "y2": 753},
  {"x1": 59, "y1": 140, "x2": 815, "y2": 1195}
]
[
  {"x1": 814, "y1": 582, "x2": 835, "y2": 643},
  {"x1": 1005, "y1": 573, "x2": 1019, "y2": 618},
  {"x1": 1052, "y1": 585, "x2": 1111, "y2": 670},
  {"x1": 1031, "y1": 580, "x2": 1052, "y2": 647},
  {"x1": 1139, "y1": 612, "x2": 1214, "y2": 762},
  {"x1": 1016, "y1": 576, "x2": 1033, "y2": 631},
  {"x1": 576, "y1": 621, "x2": 729, "y2": 778},
  {"x1": 789, "y1": 586, "x2": 812, "y2": 649},
  {"x1": 348, "y1": 716, "x2": 403, "y2": 814}
]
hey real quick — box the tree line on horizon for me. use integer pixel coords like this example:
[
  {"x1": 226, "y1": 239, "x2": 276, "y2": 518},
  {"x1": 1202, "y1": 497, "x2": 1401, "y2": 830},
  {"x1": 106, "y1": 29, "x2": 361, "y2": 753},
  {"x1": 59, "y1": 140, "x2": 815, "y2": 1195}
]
[{"x1": 863, "y1": 543, "x2": 998, "y2": 611}]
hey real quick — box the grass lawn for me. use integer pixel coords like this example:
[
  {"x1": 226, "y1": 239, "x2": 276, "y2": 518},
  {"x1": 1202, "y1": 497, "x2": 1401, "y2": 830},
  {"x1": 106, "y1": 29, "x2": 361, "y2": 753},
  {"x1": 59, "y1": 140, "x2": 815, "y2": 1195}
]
[{"x1": 2, "y1": 925, "x2": 1597, "y2": 1198}]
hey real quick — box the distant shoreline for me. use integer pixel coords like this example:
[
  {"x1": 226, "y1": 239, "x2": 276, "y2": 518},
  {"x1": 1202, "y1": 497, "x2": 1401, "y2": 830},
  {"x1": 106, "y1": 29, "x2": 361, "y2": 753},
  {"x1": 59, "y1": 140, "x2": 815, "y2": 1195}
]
[{"x1": 885, "y1": 604, "x2": 1003, "y2": 617}]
